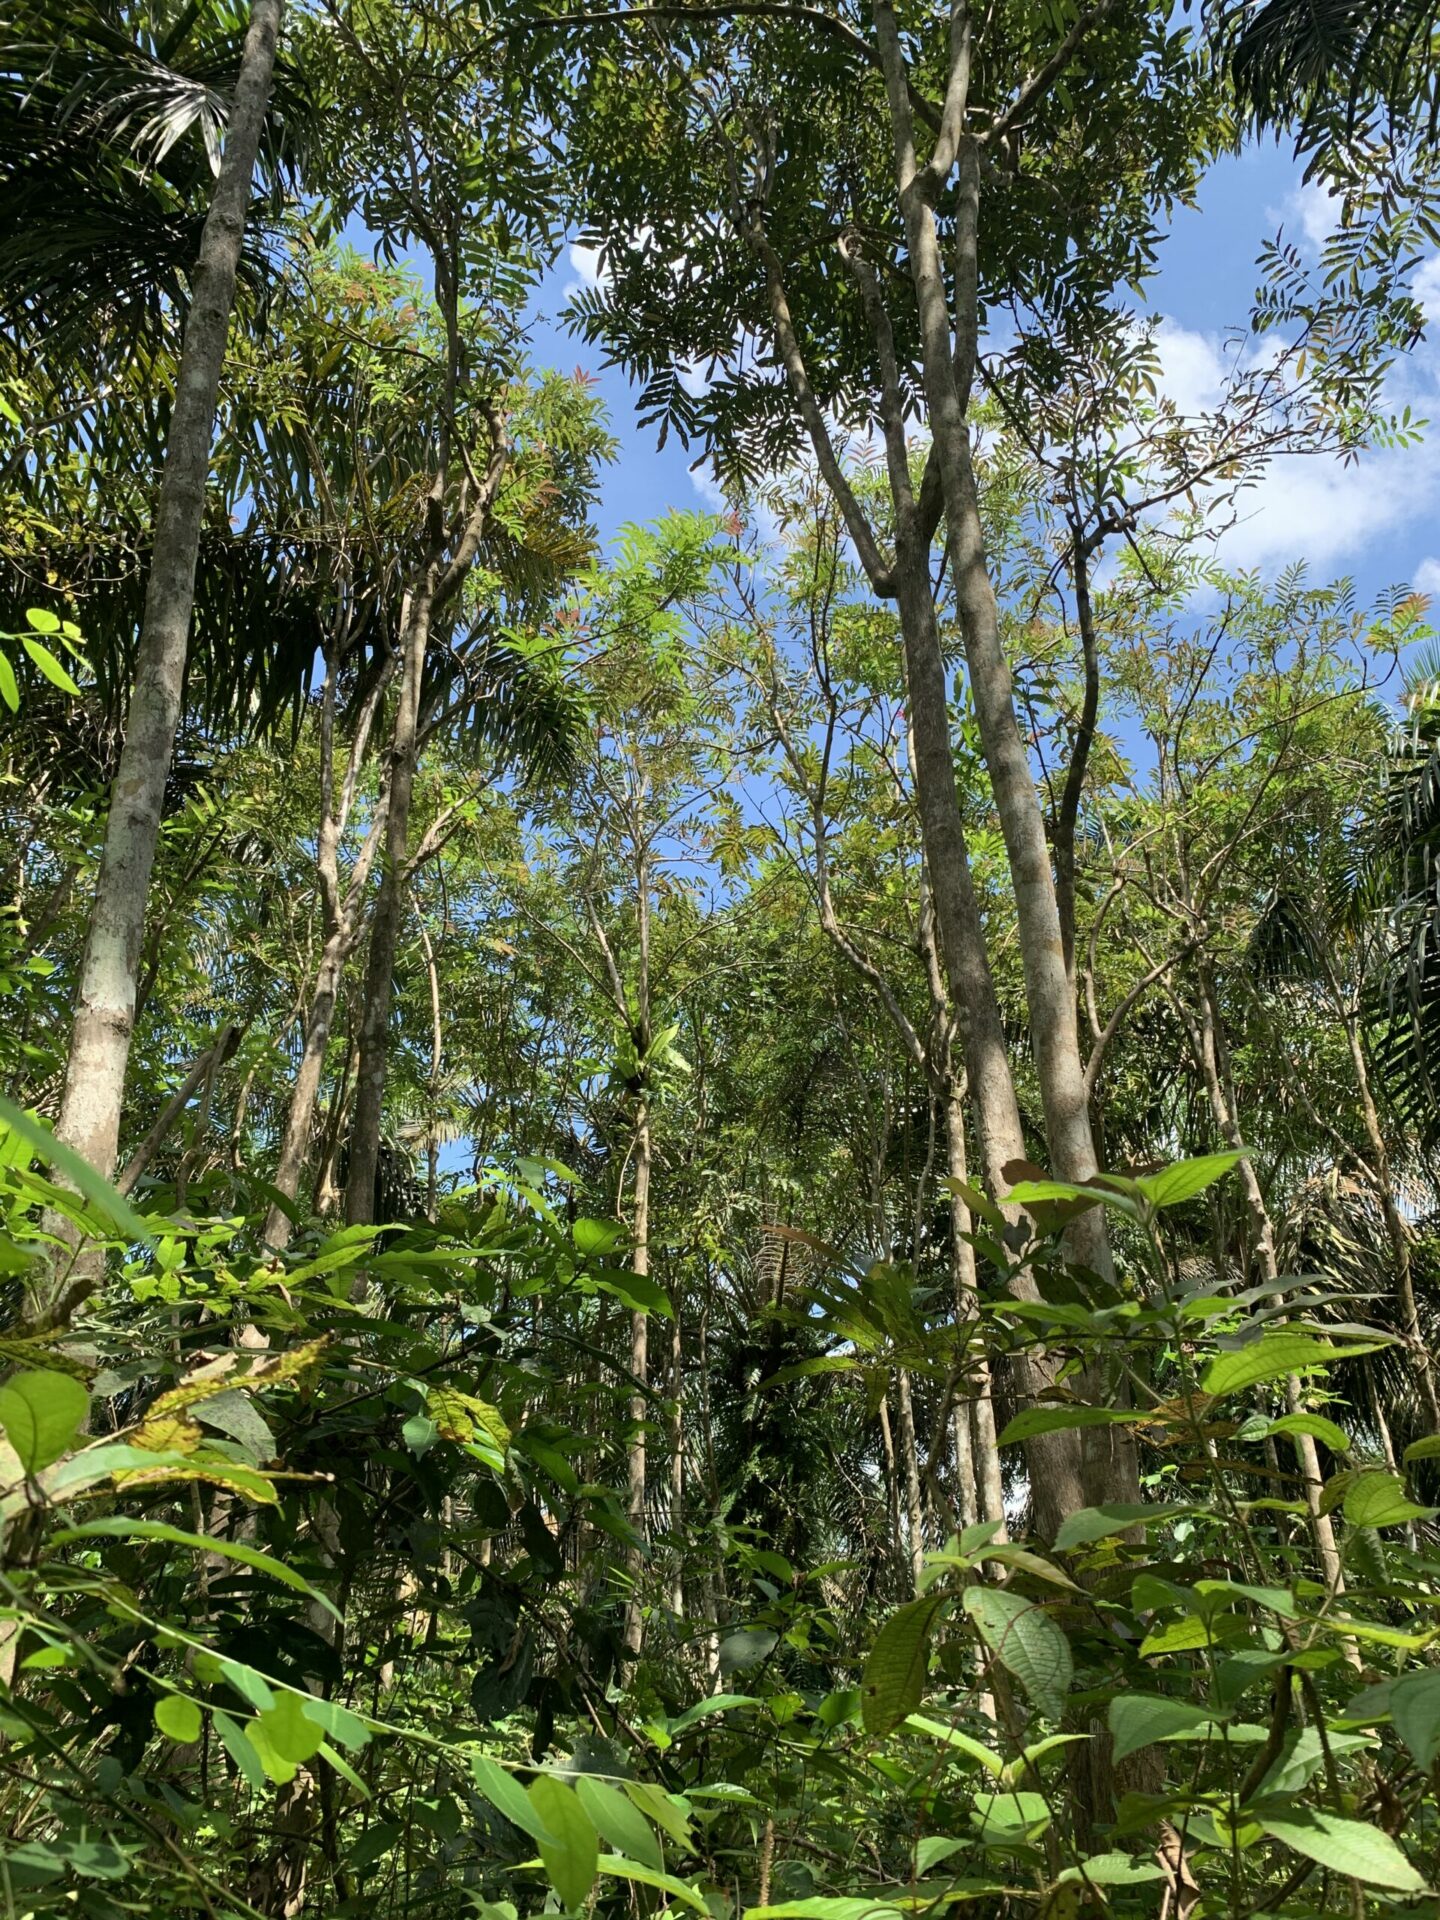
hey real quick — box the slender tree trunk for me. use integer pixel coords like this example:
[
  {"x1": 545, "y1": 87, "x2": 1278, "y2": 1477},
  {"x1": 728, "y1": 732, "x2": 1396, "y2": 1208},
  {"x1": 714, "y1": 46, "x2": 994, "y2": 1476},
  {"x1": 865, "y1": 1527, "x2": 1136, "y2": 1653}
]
[
  {"x1": 39, "y1": 0, "x2": 282, "y2": 1314},
  {"x1": 668, "y1": 1301, "x2": 684, "y2": 1615},
  {"x1": 895, "y1": 1367, "x2": 926, "y2": 1588},
  {"x1": 943, "y1": 1072, "x2": 1006, "y2": 1533},
  {"x1": 345, "y1": 583, "x2": 434, "y2": 1226},
  {"x1": 622, "y1": 1099, "x2": 652, "y2": 1659},
  {"x1": 266, "y1": 956, "x2": 346, "y2": 1246},
  {"x1": 877, "y1": 1389, "x2": 901, "y2": 1575}
]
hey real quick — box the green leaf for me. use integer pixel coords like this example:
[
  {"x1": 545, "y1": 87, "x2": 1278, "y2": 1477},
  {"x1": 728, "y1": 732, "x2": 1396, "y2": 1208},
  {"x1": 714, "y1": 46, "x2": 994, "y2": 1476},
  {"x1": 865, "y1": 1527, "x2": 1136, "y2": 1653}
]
[
  {"x1": 1259, "y1": 1811, "x2": 1427, "y2": 1891},
  {"x1": 0, "y1": 1370, "x2": 88, "y2": 1471},
  {"x1": 1134, "y1": 1152, "x2": 1241, "y2": 1208},
  {"x1": 596, "y1": 1856, "x2": 709, "y2": 1912},
  {"x1": 1108, "y1": 1694, "x2": 1216, "y2": 1762},
  {"x1": 20, "y1": 637, "x2": 81, "y2": 696},
  {"x1": 1341, "y1": 1470, "x2": 1435, "y2": 1529},
  {"x1": 1263, "y1": 1412, "x2": 1350, "y2": 1454},
  {"x1": 962, "y1": 1588, "x2": 1072, "y2": 1720},
  {"x1": 529, "y1": 1776, "x2": 598, "y2": 1911},
  {"x1": 904, "y1": 1713, "x2": 1005, "y2": 1777},
  {"x1": 213, "y1": 1708, "x2": 266, "y2": 1789},
  {"x1": 861, "y1": 1593, "x2": 945, "y2": 1735},
  {"x1": 52, "y1": 1518, "x2": 337, "y2": 1616},
  {"x1": 574, "y1": 1777, "x2": 662, "y2": 1871},
  {"x1": 1403, "y1": 1433, "x2": 1440, "y2": 1464},
  {"x1": 154, "y1": 1695, "x2": 202, "y2": 1743},
  {"x1": 300, "y1": 1694, "x2": 371, "y2": 1753},
  {"x1": 0, "y1": 651, "x2": 17, "y2": 711},
  {"x1": 1203, "y1": 1336, "x2": 1380, "y2": 1398},
  {"x1": 996, "y1": 1405, "x2": 1137, "y2": 1446},
  {"x1": 1059, "y1": 1854, "x2": 1168, "y2": 1888},
  {"x1": 1390, "y1": 1668, "x2": 1440, "y2": 1770},
  {"x1": 744, "y1": 1904, "x2": 904, "y2": 1920},
  {"x1": 623, "y1": 1780, "x2": 692, "y2": 1850},
  {"x1": 246, "y1": 1692, "x2": 325, "y2": 1783},
  {"x1": 318, "y1": 1740, "x2": 371, "y2": 1799},
  {"x1": 916, "y1": 1837, "x2": 968, "y2": 1876},
  {"x1": 666, "y1": 1692, "x2": 760, "y2": 1737},
  {"x1": 1140, "y1": 1615, "x2": 1220, "y2": 1656},
  {"x1": 0, "y1": 1095, "x2": 154, "y2": 1243},
  {"x1": 595, "y1": 1269, "x2": 674, "y2": 1318},
  {"x1": 472, "y1": 1756, "x2": 557, "y2": 1844},
  {"x1": 1054, "y1": 1502, "x2": 1196, "y2": 1550},
  {"x1": 970, "y1": 1789, "x2": 1051, "y2": 1843},
  {"x1": 24, "y1": 607, "x2": 60, "y2": 634},
  {"x1": 573, "y1": 1218, "x2": 624, "y2": 1257},
  {"x1": 718, "y1": 1628, "x2": 777, "y2": 1675}
]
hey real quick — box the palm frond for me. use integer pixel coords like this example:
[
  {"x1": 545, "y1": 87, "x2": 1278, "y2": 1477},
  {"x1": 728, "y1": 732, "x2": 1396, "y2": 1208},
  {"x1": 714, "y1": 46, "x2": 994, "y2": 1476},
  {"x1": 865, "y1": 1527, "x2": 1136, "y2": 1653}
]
[{"x1": 1212, "y1": 0, "x2": 1440, "y2": 137}]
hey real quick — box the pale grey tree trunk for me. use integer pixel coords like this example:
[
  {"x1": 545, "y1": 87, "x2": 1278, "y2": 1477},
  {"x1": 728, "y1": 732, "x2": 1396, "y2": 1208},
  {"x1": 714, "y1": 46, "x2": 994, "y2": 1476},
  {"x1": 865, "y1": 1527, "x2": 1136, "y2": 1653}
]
[
  {"x1": 895, "y1": 1366, "x2": 926, "y2": 1588},
  {"x1": 53, "y1": 0, "x2": 282, "y2": 1188},
  {"x1": 345, "y1": 581, "x2": 435, "y2": 1227}
]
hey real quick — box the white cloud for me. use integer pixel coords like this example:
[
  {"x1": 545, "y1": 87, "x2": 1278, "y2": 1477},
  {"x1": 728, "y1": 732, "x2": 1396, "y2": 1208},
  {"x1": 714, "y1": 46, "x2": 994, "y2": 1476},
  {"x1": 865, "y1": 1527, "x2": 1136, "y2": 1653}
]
[
  {"x1": 1152, "y1": 319, "x2": 1228, "y2": 416},
  {"x1": 563, "y1": 243, "x2": 609, "y2": 301},
  {"x1": 1214, "y1": 440, "x2": 1440, "y2": 571},
  {"x1": 1413, "y1": 252, "x2": 1440, "y2": 325},
  {"x1": 1266, "y1": 178, "x2": 1345, "y2": 252},
  {"x1": 1416, "y1": 556, "x2": 1440, "y2": 597},
  {"x1": 1138, "y1": 299, "x2": 1440, "y2": 578}
]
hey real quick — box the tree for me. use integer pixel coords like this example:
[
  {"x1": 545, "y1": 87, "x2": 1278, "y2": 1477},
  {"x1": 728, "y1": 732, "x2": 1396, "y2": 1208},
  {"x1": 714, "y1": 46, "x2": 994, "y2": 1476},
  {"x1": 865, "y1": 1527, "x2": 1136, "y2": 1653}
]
[{"x1": 41, "y1": 0, "x2": 283, "y2": 1319}]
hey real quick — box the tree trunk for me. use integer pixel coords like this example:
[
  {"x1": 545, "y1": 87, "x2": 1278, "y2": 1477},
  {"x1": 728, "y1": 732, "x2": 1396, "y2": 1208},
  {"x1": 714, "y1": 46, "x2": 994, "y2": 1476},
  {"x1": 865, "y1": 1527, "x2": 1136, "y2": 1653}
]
[
  {"x1": 943, "y1": 1072, "x2": 1006, "y2": 1534},
  {"x1": 345, "y1": 581, "x2": 434, "y2": 1226},
  {"x1": 266, "y1": 952, "x2": 347, "y2": 1247},
  {"x1": 40, "y1": 0, "x2": 283, "y2": 1313},
  {"x1": 622, "y1": 1099, "x2": 652, "y2": 1660},
  {"x1": 668, "y1": 1300, "x2": 684, "y2": 1615},
  {"x1": 892, "y1": 559, "x2": 1094, "y2": 1540},
  {"x1": 894, "y1": 1366, "x2": 926, "y2": 1588}
]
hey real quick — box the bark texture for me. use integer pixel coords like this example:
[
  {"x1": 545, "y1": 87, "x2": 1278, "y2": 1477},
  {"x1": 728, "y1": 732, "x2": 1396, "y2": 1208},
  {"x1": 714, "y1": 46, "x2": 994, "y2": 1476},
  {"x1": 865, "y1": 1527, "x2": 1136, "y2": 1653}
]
[{"x1": 44, "y1": 0, "x2": 283, "y2": 1311}]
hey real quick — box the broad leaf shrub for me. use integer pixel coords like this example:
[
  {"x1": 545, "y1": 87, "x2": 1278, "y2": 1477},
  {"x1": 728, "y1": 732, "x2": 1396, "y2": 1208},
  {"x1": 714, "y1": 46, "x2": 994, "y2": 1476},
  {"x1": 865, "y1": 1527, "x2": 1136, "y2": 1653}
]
[{"x1": 1, "y1": 1128, "x2": 1437, "y2": 1916}]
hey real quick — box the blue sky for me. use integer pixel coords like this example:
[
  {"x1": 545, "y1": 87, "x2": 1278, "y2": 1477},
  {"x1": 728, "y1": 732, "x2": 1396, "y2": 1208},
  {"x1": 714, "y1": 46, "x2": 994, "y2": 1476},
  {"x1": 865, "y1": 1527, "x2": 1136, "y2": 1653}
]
[{"x1": 517, "y1": 134, "x2": 1440, "y2": 630}]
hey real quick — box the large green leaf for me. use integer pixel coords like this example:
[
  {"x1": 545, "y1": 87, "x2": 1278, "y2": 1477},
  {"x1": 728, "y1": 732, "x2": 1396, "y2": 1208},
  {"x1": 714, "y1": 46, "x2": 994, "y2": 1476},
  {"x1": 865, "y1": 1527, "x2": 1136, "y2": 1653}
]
[
  {"x1": 1054, "y1": 1502, "x2": 1197, "y2": 1550},
  {"x1": 1108, "y1": 1694, "x2": 1218, "y2": 1761},
  {"x1": 245, "y1": 1692, "x2": 325, "y2": 1785},
  {"x1": 0, "y1": 1370, "x2": 88, "y2": 1471},
  {"x1": 1058, "y1": 1854, "x2": 1169, "y2": 1887},
  {"x1": 52, "y1": 1518, "x2": 337, "y2": 1617},
  {"x1": 962, "y1": 1588, "x2": 1072, "y2": 1721},
  {"x1": 1134, "y1": 1152, "x2": 1241, "y2": 1209},
  {"x1": 1203, "y1": 1336, "x2": 1381, "y2": 1398},
  {"x1": 996, "y1": 1405, "x2": 1138, "y2": 1446},
  {"x1": 1259, "y1": 1811, "x2": 1427, "y2": 1891},
  {"x1": 860, "y1": 1594, "x2": 945, "y2": 1735},
  {"x1": 574, "y1": 1777, "x2": 662, "y2": 1871},
  {"x1": 1339, "y1": 1470, "x2": 1436, "y2": 1529},
  {"x1": 1261, "y1": 1411, "x2": 1350, "y2": 1454},
  {"x1": 471, "y1": 1757, "x2": 557, "y2": 1845},
  {"x1": 597, "y1": 1857, "x2": 709, "y2": 1913},
  {"x1": 529, "y1": 1776, "x2": 598, "y2": 1911},
  {"x1": 153, "y1": 1695, "x2": 202, "y2": 1744},
  {"x1": 1390, "y1": 1668, "x2": 1440, "y2": 1770},
  {"x1": 0, "y1": 1094, "x2": 153, "y2": 1243},
  {"x1": 904, "y1": 1713, "x2": 1004, "y2": 1775}
]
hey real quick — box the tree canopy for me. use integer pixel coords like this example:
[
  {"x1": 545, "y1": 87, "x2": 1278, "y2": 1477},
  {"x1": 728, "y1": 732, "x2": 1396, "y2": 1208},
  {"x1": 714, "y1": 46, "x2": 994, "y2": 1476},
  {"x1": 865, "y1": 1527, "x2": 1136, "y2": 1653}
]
[{"x1": 3, "y1": 0, "x2": 1440, "y2": 1914}]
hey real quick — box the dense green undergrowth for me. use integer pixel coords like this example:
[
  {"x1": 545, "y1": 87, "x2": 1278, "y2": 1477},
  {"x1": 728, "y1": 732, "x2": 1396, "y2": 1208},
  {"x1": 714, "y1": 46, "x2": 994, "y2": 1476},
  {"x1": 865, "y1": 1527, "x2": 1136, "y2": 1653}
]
[{"x1": 2, "y1": 1113, "x2": 1437, "y2": 1920}]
